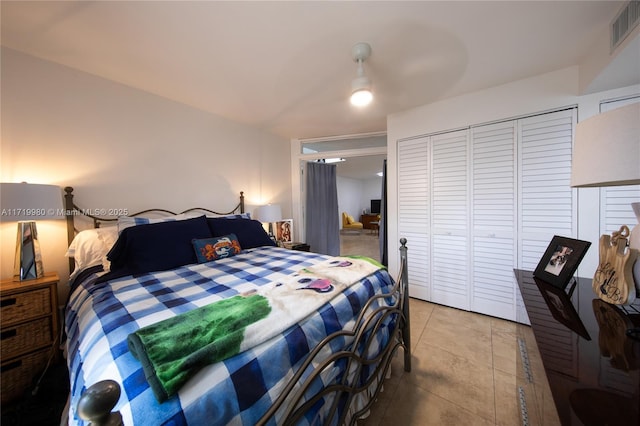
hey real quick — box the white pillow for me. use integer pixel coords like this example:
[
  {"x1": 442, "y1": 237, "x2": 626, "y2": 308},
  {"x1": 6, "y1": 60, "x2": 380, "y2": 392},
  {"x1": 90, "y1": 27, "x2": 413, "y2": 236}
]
[{"x1": 66, "y1": 226, "x2": 118, "y2": 279}]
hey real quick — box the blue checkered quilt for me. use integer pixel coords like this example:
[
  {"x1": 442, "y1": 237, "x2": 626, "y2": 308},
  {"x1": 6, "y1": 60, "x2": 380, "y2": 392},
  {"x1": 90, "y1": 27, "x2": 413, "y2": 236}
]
[{"x1": 65, "y1": 246, "x2": 395, "y2": 425}]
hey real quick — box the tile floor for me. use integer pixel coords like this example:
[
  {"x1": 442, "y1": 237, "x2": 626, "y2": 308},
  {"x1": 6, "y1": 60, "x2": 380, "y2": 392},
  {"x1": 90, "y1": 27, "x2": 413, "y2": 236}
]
[
  {"x1": 359, "y1": 299, "x2": 520, "y2": 426},
  {"x1": 340, "y1": 231, "x2": 520, "y2": 426}
]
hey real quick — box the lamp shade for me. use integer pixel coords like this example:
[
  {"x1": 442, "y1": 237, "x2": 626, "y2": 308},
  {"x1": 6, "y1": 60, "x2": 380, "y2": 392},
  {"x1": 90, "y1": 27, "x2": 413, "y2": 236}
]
[
  {"x1": 571, "y1": 103, "x2": 640, "y2": 187},
  {"x1": 255, "y1": 204, "x2": 282, "y2": 223},
  {"x1": 1, "y1": 183, "x2": 63, "y2": 280},
  {"x1": 1, "y1": 182, "x2": 64, "y2": 221}
]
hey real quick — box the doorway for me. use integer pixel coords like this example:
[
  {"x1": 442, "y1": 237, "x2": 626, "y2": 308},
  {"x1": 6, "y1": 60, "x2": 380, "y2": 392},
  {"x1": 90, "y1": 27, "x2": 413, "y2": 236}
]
[{"x1": 291, "y1": 132, "x2": 387, "y2": 254}]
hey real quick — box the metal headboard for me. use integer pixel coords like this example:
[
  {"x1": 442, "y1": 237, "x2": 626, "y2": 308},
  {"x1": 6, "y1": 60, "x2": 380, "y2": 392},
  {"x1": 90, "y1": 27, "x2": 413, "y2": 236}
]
[{"x1": 63, "y1": 186, "x2": 245, "y2": 273}]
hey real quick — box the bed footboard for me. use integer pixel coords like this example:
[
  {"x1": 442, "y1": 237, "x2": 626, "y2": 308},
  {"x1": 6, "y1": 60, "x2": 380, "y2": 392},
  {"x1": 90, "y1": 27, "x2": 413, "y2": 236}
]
[
  {"x1": 257, "y1": 238, "x2": 411, "y2": 425},
  {"x1": 75, "y1": 239, "x2": 410, "y2": 426}
]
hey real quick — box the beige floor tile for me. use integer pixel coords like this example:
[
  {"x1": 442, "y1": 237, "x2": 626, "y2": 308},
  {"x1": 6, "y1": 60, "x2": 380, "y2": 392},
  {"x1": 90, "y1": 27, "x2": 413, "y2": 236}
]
[
  {"x1": 409, "y1": 342, "x2": 497, "y2": 422},
  {"x1": 492, "y1": 328, "x2": 517, "y2": 376},
  {"x1": 402, "y1": 299, "x2": 432, "y2": 352},
  {"x1": 377, "y1": 379, "x2": 495, "y2": 426},
  {"x1": 430, "y1": 304, "x2": 494, "y2": 334},
  {"x1": 340, "y1": 233, "x2": 381, "y2": 261},
  {"x1": 493, "y1": 369, "x2": 520, "y2": 426},
  {"x1": 491, "y1": 316, "x2": 517, "y2": 333},
  {"x1": 419, "y1": 312, "x2": 493, "y2": 368}
]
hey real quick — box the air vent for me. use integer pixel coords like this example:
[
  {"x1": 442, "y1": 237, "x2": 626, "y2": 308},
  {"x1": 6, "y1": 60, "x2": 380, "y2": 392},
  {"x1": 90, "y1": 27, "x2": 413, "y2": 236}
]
[{"x1": 611, "y1": 1, "x2": 640, "y2": 51}]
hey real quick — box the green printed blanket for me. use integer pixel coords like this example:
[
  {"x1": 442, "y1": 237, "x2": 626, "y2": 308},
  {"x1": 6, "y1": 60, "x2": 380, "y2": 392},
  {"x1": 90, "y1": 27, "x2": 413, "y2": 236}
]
[{"x1": 127, "y1": 256, "x2": 383, "y2": 402}]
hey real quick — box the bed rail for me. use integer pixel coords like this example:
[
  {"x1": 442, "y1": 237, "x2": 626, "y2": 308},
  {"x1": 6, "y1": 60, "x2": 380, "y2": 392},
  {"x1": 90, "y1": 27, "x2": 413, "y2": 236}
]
[{"x1": 75, "y1": 239, "x2": 410, "y2": 426}]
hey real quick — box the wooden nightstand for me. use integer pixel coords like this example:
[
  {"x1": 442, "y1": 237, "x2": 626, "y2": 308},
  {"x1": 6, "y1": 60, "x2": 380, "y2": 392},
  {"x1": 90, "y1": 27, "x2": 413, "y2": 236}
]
[
  {"x1": 291, "y1": 243, "x2": 310, "y2": 252},
  {"x1": 1, "y1": 273, "x2": 59, "y2": 404},
  {"x1": 282, "y1": 242, "x2": 310, "y2": 252}
]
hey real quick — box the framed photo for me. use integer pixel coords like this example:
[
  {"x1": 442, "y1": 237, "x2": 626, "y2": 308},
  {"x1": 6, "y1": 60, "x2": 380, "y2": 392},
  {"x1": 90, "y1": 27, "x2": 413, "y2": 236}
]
[
  {"x1": 534, "y1": 276, "x2": 591, "y2": 340},
  {"x1": 533, "y1": 235, "x2": 591, "y2": 289},
  {"x1": 274, "y1": 219, "x2": 293, "y2": 243}
]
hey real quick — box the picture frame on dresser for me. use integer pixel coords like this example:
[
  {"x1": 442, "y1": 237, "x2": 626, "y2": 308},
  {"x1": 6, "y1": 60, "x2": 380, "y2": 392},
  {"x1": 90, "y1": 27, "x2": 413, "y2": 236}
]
[
  {"x1": 533, "y1": 235, "x2": 591, "y2": 289},
  {"x1": 274, "y1": 219, "x2": 293, "y2": 243}
]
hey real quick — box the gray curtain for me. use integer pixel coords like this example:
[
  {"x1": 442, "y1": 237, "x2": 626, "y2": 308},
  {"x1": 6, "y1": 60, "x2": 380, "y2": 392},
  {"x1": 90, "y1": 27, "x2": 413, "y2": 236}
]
[
  {"x1": 379, "y1": 159, "x2": 388, "y2": 266},
  {"x1": 305, "y1": 161, "x2": 340, "y2": 255}
]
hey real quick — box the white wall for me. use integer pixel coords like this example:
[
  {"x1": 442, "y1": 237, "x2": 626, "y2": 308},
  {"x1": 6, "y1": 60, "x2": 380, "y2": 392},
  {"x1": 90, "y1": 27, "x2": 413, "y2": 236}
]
[
  {"x1": 337, "y1": 176, "x2": 362, "y2": 226},
  {"x1": 386, "y1": 65, "x2": 640, "y2": 280},
  {"x1": 361, "y1": 178, "x2": 382, "y2": 213},
  {"x1": 337, "y1": 176, "x2": 381, "y2": 228},
  {"x1": 0, "y1": 48, "x2": 291, "y2": 301}
]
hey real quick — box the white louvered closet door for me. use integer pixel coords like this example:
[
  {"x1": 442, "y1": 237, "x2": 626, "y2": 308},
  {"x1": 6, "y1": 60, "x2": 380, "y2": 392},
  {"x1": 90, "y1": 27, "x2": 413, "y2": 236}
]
[
  {"x1": 398, "y1": 137, "x2": 430, "y2": 300},
  {"x1": 602, "y1": 186, "x2": 640, "y2": 234},
  {"x1": 518, "y1": 108, "x2": 577, "y2": 271},
  {"x1": 516, "y1": 108, "x2": 578, "y2": 371},
  {"x1": 470, "y1": 121, "x2": 517, "y2": 320},
  {"x1": 431, "y1": 130, "x2": 470, "y2": 310}
]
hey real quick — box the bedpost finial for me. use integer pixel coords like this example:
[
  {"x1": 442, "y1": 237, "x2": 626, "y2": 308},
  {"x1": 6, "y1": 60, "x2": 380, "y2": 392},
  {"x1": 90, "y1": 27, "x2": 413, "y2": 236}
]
[
  {"x1": 400, "y1": 238, "x2": 407, "y2": 247},
  {"x1": 64, "y1": 186, "x2": 74, "y2": 194},
  {"x1": 77, "y1": 380, "x2": 123, "y2": 426}
]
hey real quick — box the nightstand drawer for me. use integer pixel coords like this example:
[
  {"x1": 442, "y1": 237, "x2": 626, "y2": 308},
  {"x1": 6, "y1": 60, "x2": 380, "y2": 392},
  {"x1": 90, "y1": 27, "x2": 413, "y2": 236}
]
[
  {"x1": 0, "y1": 287, "x2": 51, "y2": 326},
  {"x1": 1, "y1": 348, "x2": 49, "y2": 403},
  {"x1": 1, "y1": 317, "x2": 53, "y2": 360}
]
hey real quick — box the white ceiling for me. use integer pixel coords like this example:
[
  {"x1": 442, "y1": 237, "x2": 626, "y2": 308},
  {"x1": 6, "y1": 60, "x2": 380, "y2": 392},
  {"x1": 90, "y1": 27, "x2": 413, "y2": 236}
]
[{"x1": 2, "y1": 1, "x2": 636, "y2": 144}]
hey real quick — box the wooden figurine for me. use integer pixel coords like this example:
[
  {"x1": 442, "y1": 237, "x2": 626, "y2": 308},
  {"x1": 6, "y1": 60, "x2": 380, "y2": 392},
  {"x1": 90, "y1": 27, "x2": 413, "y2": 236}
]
[{"x1": 593, "y1": 225, "x2": 638, "y2": 305}]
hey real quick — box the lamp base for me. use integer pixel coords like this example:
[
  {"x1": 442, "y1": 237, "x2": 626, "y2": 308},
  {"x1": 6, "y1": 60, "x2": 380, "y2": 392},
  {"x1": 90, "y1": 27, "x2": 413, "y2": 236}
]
[
  {"x1": 13, "y1": 221, "x2": 45, "y2": 281},
  {"x1": 631, "y1": 224, "x2": 640, "y2": 294}
]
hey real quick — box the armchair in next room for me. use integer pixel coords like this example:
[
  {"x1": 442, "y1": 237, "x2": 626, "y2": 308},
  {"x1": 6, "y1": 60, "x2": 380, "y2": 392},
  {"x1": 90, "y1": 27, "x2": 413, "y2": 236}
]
[{"x1": 341, "y1": 212, "x2": 363, "y2": 231}]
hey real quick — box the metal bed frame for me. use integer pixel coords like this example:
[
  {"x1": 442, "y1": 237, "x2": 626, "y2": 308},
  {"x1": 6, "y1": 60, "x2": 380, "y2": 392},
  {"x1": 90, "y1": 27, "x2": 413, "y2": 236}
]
[{"x1": 62, "y1": 187, "x2": 411, "y2": 426}]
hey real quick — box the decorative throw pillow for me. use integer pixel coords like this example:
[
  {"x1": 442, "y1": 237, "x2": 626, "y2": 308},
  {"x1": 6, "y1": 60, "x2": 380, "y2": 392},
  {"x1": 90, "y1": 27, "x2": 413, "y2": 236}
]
[
  {"x1": 347, "y1": 214, "x2": 355, "y2": 224},
  {"x1": 192, "y1": 234, "x2": 242, "y2": 263}
]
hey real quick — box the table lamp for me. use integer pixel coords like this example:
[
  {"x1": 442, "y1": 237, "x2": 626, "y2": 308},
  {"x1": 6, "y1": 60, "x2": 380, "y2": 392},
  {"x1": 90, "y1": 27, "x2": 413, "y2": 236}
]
[
  {"x1": 256, "y1": 204, "x2": 282, "y2": 241},
  {"x1": 571, "y1": 102, "x2": 640, "y2": 303},
  {"x1": 1, "y1": 182, "x2": 64, "y2": 281}
]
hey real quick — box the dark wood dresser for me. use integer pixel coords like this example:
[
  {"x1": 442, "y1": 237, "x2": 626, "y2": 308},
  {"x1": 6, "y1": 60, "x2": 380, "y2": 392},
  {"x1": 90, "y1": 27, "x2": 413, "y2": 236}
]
[
  {"x1": 515, "y1": 269, "x2": 639, "y2": 426},
  {"x1": 360, "y1": 214, "x2": 379, "y2": 230}
]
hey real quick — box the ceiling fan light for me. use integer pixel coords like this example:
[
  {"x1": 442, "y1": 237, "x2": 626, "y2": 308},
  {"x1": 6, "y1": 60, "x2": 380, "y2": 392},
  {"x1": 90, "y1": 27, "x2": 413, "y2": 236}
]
[
  {"x1": 351, "y1": 89, "x2": 373, "y2": 106},
  {"x1": 350, "y1": 75, "x2": 372, "y2": 106},
  {"x1": 349, "y1": 42, "x2": 373, "y2": 107}
]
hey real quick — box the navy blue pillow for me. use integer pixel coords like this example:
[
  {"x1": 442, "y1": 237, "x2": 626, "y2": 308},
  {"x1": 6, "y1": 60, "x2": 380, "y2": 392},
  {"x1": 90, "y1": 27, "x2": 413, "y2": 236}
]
[
  {"x1": 207, "y1": 218, "x2": 275, "y2": 249},
  {"x1": 100, "y1": 215, "x2": 212, "y2": 282}
]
